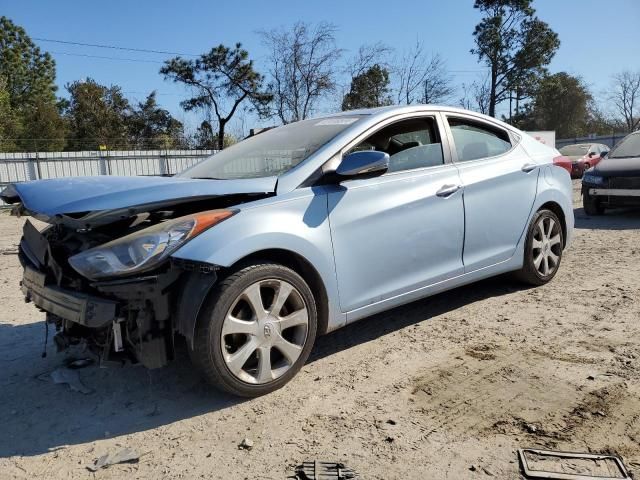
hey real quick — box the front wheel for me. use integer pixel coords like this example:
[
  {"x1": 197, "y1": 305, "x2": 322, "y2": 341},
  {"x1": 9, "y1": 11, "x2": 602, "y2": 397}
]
[
  {"x1": 515, "y1": 209, "x2": 564, "y2": 286},
  {"x1": 189, "y1": 262, "x2": 318, "y2": 397}
]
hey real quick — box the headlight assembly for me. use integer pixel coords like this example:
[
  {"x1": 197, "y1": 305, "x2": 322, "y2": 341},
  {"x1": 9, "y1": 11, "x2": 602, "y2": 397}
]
[
  {"x1": 583, "y1": 174, "x2": 605, "y2": 185},
  {"x1": 69, "y1": 209, "x2": 236, "y2": 280}
]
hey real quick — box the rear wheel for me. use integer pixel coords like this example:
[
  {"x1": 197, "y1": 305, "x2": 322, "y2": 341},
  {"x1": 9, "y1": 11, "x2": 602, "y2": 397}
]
[
  {"x1": 583, "y1": 191, "x2": 604, "y2": 216},
  {"x1": 189, "y1": 262, "x2": 318, "y2": 397},
  {"x1": 515, "y1": 209, "x2": 564, "y2": 286}
]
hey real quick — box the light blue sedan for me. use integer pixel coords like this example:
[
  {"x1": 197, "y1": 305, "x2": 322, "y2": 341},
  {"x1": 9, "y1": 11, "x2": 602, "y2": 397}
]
[{"x1": 3, "y1": 106, "x2": 573, "y2": 397}]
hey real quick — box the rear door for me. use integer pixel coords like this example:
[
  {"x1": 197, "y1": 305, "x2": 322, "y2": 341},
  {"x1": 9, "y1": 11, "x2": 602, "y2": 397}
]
[
  {"x1": 327, "y1": 113, "x2": 465, "y2": 313},
  {"x1": 443, "y1": 114, "x2": 539, "y2": 272}
]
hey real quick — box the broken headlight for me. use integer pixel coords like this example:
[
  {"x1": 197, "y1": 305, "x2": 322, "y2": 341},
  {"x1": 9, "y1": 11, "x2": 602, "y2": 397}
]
[{"x1": 69, "y1": 209, "x2": 236, "y2": 280}]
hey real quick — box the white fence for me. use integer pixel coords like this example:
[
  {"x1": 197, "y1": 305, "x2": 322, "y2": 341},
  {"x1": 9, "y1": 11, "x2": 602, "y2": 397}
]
[
  {"x1": 556, "y1": 133, "x2": 627, "y2": 150},
  {"x1": 0, "y1": 149, "x2": 215, "y2": 206}
]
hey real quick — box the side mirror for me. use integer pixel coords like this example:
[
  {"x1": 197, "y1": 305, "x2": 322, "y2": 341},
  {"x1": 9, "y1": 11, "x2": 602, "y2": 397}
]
[
  {"x1": 335, "y1": 150, "x2": 389, "y2": 180},
  {"x1": 588, "y1": 152, "x2": 596, "y2": 157}
]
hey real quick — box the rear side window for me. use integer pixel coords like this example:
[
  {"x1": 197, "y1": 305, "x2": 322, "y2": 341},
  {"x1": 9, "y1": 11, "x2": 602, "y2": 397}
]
[{"x1": 448, "y1": 118, "x2": 512, "y2": 162}]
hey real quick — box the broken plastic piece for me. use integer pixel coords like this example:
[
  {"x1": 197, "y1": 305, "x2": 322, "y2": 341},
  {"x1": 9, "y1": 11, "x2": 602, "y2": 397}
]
[
  {"x1": 112, "y1": 319, "x2": 124, "y2": 352},
  {"x1": 50, "y1": 368, "x2": 93, "y2": 394},
  {"x1": 294, "y1": 461, "x2": 358, "y2": 480},
  {"x1": 518, "y1": 448, "x2": 631, "y2": 479},
  {"x1": 87, "y1": 447, "x2": 140, "y2": 471}
]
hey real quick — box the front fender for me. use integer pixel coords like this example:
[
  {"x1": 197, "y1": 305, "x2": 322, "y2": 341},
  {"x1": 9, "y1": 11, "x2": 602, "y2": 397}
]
[{"x1": 171, "y1": 188, "x2": 346, "y2": 332}]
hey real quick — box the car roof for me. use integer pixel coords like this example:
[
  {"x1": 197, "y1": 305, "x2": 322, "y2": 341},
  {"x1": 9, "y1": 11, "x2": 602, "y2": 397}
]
[
  {"x1": 319, "y1": 104, "x2": 487, "y2": 118},
  {"x1": 317, "y1": 104, "x2": 519, "y2": 134}
]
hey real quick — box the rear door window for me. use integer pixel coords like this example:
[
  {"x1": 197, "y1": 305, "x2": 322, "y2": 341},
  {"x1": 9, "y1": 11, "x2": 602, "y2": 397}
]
[{"x1": 447, "y1": 118, "x2": 512, "y2": 162}]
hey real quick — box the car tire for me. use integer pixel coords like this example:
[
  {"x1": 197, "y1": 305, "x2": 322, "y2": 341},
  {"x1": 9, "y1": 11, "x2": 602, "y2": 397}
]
[
  {"x1": 189, "y1": 261, "x2": 318, "y2": 397},
  {"x1": 515, "y1": 209, "x2": 564, "y2": 286},
  {"x1": 583, "y1": 191, "x2": 604, "y2": 216}
]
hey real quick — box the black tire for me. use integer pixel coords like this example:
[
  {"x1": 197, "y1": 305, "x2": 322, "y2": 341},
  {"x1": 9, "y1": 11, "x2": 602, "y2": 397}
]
[
  {"x1": 515, "y1": 209, "x2": 564, "y2": 286},
  {"x1": 189, "y1": 261, "x2": 318, "y2": 397},
  {"x1": 583, "y1": 191, "x2": 604, "y2": 216}
]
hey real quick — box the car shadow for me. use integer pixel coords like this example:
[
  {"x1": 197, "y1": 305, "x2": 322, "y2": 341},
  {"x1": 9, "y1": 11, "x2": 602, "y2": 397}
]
[
  {"x1": 310, "y1": 275, "x2": 529, "y2": 362},
  {"x1": 0, "y1": 275, "x2": 527, "y2": 459},
  {"x1": 574, "y1": 207, "x2": 640, "y2": 231}
]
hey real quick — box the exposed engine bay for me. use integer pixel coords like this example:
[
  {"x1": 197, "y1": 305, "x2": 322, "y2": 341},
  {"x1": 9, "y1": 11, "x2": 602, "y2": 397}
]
[{"x1": 10, "y1": 190, "x2": 272, "y2": 369}]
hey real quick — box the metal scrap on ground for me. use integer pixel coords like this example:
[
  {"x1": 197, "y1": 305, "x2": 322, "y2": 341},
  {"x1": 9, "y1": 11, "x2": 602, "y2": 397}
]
[
  {"x1": 292, "y1": 461, "x2": 359, "y2": 479},
  {"x1": 518, "y1": 448, "x2": 631, "y2": 480}
]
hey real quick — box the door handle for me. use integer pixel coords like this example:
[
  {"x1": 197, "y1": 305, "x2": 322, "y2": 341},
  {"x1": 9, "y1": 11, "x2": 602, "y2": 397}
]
[
  {"x1": 436, "y1": 184, "x2": 462, "y2": 197},
  {"x1": 521, "y1": 163, "x2": 538, "y2": 173}
]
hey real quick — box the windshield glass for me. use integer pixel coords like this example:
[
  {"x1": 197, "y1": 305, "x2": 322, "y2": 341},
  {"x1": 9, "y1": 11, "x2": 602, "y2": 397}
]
[
  {"x1": 180, "y1": 116, "x2": 364, "y2": 179},
  {"x1": 610, "y1": 133, "x2": 640, "y2": 158},
  {"x1": 559, "y1": 144, "x2": 589, "y2": 156}
]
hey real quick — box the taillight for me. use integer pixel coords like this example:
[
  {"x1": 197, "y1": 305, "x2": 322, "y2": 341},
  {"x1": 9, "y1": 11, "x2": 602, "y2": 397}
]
[{"x1": 553, "y1": 155, "x2": 572, "y2": 175}]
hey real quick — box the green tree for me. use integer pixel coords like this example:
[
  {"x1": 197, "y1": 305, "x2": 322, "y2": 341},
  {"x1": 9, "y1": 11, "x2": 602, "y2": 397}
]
[
  {"x1": 0, "y1": 16, "x2": 65, "y2": 150},
  {"x1": 512, "y1": 73, "x2": 592, "y2": 138},
  {"x1": 0, "y1": 77, "x2": 22, "y2": 151},
  {"x1": 191, "y1": 120, "x2": 236, "y2": 149},
  {"x1": 128, "y1": 91, "x2": 185, "y2": 148},
  {"x1": 471, "y1": 0, "x2": 559, "y2": 117},
  {"x1": 342, "y1": 64, "x2": 392, "y2": 110},
  {"x1": 64, "y1": 79, "x2": 131, "y2": 150},
  {"x1": 161, "y1": 43, "x2": 271, "y2": 150}
]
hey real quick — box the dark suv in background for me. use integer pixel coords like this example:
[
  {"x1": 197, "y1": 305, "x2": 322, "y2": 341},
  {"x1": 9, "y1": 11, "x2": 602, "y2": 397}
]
[{"x1": 582, "y1": 132, "x2": 640, "y2": 215}]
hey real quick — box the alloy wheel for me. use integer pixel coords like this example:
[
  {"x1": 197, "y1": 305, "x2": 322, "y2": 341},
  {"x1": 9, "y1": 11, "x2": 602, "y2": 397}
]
[
  {"x1": 531, "y1": 216, "x2": 562, "y2": 277},
  {"x1": 220, "y1": 279, "x2": 309, "y2": 384}
]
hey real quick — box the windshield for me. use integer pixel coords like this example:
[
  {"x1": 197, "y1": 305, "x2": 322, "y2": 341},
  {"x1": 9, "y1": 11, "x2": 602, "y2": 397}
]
[
  {"x1": 180, "y1": 116, "x2": 364, "y2": 179},
  {"x1": 610, "y1": 132, "x2": 640, "y2": 158},
  {"x1": 559, "y1": 144, "x2": 589, "y2": 156}
]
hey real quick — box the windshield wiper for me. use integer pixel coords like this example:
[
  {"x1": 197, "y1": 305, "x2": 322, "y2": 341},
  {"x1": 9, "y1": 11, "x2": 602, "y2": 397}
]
[{"x1": 191, "y1": 176, "x2": 226, "y2": 180}]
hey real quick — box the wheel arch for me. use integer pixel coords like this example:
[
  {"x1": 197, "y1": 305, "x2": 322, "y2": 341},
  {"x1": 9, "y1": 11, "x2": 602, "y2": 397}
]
[
  {"x1": 223, "y1": 248, "x2": 330, "y2": 336},
  {"x1": 538, "y1": 201, "x2": 567, "y2": 248}
]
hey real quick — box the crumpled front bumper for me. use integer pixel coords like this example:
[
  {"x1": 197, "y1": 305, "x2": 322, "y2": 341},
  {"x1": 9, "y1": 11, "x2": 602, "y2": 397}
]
[{"x1": 21, "y1": 264, "x2": 118, "y2": 328}]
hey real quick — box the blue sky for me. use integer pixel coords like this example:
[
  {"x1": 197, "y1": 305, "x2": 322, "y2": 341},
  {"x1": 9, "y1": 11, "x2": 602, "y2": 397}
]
[{"x1": 2, "y1": 0, "x2": 639, "y2": 134}]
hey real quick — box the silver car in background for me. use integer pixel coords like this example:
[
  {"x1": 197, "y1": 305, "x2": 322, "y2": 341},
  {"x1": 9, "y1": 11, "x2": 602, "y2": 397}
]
[{"x1": 3, "y1": 105, "x2": 574, "y2": 397}]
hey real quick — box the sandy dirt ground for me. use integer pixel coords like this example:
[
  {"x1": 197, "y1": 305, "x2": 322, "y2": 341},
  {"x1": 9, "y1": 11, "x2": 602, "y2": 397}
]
[{"x1": 1, "y1": 180, "x2": 639, "y2": 479}]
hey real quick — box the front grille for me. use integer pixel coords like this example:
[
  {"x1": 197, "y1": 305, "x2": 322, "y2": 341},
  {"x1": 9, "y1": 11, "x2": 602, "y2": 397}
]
[{"x1": 609, "y1": 177, "x2": 640, "y2": 189}]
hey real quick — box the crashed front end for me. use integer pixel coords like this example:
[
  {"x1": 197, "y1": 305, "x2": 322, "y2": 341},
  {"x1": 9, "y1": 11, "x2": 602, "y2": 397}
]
[{"x1": 3, "y1": 175, "x2": 275, "y2": 368}]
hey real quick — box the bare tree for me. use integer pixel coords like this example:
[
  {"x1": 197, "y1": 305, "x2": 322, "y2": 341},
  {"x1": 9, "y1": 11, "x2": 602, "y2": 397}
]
[
  {"x1": 260, "y1": 22, "x2": 343, "y2": 124},
  {"x1": 610, "y1": 71, "x2": 640, "y2": 132},
  {"x1": 347, "y1": 42, "x2": 393, "y2": 79},
  {"x1": 459, "y1": 75, "x2": 491, "y2": 115},
  {"x1": 394, "y1": 40, "x2": 453, "y2": 105}
]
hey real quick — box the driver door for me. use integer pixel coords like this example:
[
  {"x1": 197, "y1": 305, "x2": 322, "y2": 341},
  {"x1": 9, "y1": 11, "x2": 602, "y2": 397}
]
[{"x1": 327, "y1": 114, "x2": 465, "y2": 317}]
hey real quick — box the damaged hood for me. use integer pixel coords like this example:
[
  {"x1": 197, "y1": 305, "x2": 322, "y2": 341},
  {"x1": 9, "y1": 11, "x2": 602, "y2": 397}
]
[
  {"x1": 1, "y1": 175, "x2": 277, "y2": 226},
  {"x1": 593, "y1": 157, "x2": 640, "y2": 177}
]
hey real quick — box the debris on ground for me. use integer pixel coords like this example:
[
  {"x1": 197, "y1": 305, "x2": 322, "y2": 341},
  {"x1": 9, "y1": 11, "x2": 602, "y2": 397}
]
[
  {"x1": 292, "y1": 461, "x2": 359, "y2": 479},
  {"x1": 238, "y1": 438, "x2": 254, "y2": 450},
  {"x1": 64, "y1": 357, "x2": 95, "y2": 369},
  {"x1": 50, "y1": 368, "x2": 93, "y2": 394},
  {"x1": 87, "y1": 447, "x2": 140, "y2": 471},
  {"x1": 518, "y1": 448, "x2": 631, "y2": 479}
]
